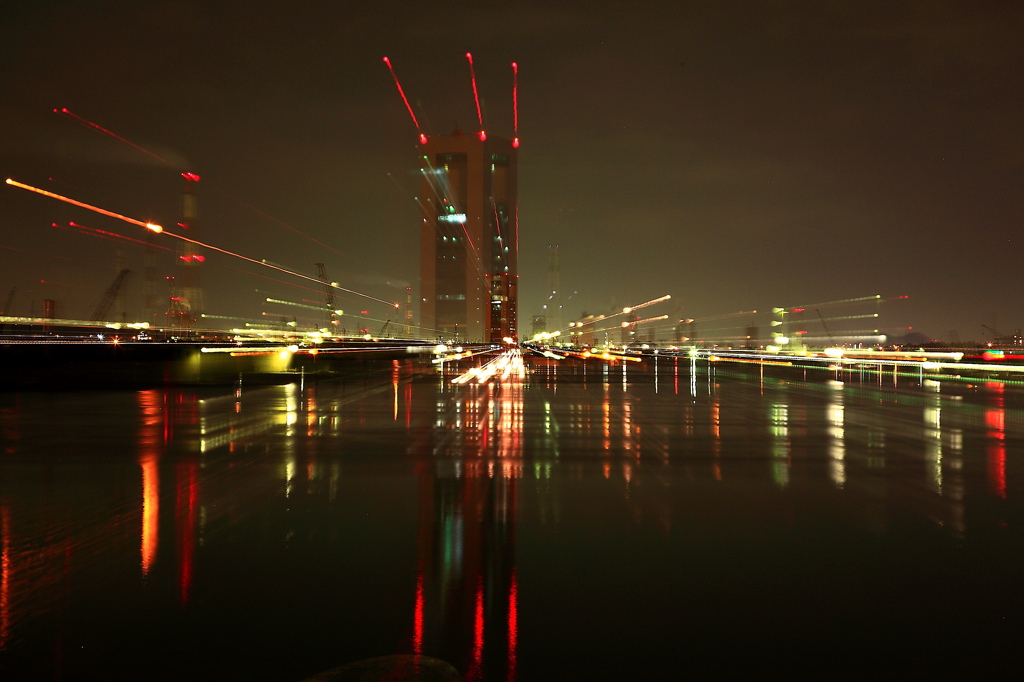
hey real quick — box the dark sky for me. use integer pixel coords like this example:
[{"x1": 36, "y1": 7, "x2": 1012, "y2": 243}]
[{"x1": 2, "y1": 1, "x2": 1022, "y2": 343}]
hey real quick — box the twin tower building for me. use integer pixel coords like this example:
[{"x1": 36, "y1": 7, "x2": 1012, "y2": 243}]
[{"x1": 416, "y1": 132, "x2": 518, "y2": 343}]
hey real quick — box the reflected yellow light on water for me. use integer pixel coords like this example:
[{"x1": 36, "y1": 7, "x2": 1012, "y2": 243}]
[{"x1": 140, "y1": 454, "x2": 159, "y2": 576}]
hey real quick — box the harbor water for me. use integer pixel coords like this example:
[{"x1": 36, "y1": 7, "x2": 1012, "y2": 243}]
[{"x1": 1, "y1": 354, "x2": 1021, "y2": 679}]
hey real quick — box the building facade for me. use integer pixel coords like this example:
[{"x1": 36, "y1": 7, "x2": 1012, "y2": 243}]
[{"x1": 418, "y1": 133, "x2": 518, "y2": 343}]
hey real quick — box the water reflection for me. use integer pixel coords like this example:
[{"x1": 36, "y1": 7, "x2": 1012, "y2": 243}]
[
  {"x1": 824, "y1": 380, "x2": 846, "y2": 488},
  {"x1": 0, "y1": 357, "x2": 1022, "y2": 678},
  {"x1": 417, "y1": 352, "x2": 523, "y2": 680},
  {"x1": 986, "y1": 382, "x2": 1007, "y2": 499}
]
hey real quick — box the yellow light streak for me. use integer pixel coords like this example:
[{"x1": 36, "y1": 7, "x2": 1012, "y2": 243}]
[
  {"x1": 7, "y1": 178, "x2": 162, "y2": 231},
  {"x1": 6, "y1": 178, "x2": 396, "y2": 309}
]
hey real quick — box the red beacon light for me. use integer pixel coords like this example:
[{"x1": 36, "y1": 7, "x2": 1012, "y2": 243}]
[
  {"x1": 478, "y1": 130, "x2": 486, "y2": 141},
  {"x1": 512, "y1": 137, "x2": 520, "y2": 148},
  {"x1": 181, "y1": 172, "x2": 201, "y2": 182},
  {"x1": 419, "y1": 133, "x2": 428, "y2": 144}
]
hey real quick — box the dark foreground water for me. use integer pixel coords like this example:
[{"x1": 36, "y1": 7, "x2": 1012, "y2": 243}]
[{"x1": 1, "y1": 353, "x2": 1022, "y2": 680}]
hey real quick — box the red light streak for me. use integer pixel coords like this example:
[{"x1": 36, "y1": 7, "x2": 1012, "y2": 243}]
[
  {"x1": 220, "y1": 192, "x2": 356, "y2": 263},
  {"x1": 512, "y1": 62, "x2": 518, "y2": 140},
  {"x1": 64, "y1": 221, "x2": 173, "y2": 251},
  {"x1": 466, "y1": 53, "x2": 484, "y2": 135},
  {"x1": 8, "y1": 177, "x2": 395, "y2": 308},
  {"x1": 514, "y1": 205, "x2": 519, "y2": 254},
  {"x1": 491, "y1": 200, "x2": 504, "y2": 241},
  {"x1": 382, "y1": 57, "x2": 423, "y2": 139},
  {"x1": 7, "y1": 178, "x2": 162, "y2": 231},
  {"x1": 159, "y1": 229, "x2": 398, "y2": 307},
  {"x1": 56, "y1": 108, "x2": 169, "y2": 164},
  {"x1": 59, "y1": 108, "x2": 353, "y2": 263}
]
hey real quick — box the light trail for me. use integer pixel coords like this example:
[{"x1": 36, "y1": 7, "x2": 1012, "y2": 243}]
[
  {"x1": 7, "y1": 178, "x2": 163, "y2": 231},
  {"x1": 466, "y1": 53, "x2": 485, "y2": 140},
  {"x1": 61, "y1": 221, "x2": 173, "y2": 251},
  {"x1": 557, "y1": 295, "x2": 673, "y2": 336},
  {"x1": 491, "y1": 199, "x2": 504, "y2": 242},
  {"x1": 6, "y1": 178, "x2": 398, "y2": 309},
  {"x1": 0, "y1": 244, "x2": 97, "y2": 268},
  {"x1": 451, "y1": 349, "x2": 525, "y2": 385},
  {"x1": 220, "y1": 192, "x2": 356, "y2": 263},
  {"x1": 382, "y1": 56, "x2": 427, "y2": 144},
  {"x1": 265, "y1": 297, "x2": 335, "y2": 314},
  {"x1": 690, "y1": 310, "x2": 758, "y2": 322},
  {"x1": 154, "y1": 229, "x2": 398, "y2": 308},
  {"x1": 788, "y1": 294, "x2": 880, "y2": 311},
  {"x1": 816, "y1": 313, "x2": 879, "y2": 322},
  {"x1": 220, "y1": 264, "x2": 326, "y2": 297},
  {"x1": 511, "y1": 62, "x2": 519, "y2": 148},
  {"x1": 632, "y1": 314, "x2": 669, "y2": 326},
  {"x1": 199, "y1": 314, "x2": 266, "y2": 324},
  {"x1": 624, "y1": 294, "x2": 672, "y2": 313},
  {"x1": 418, "y1": 162, "x2": 489, "y2": 288},
  {"x1": 56, "y1": 108, "x2": 169, "y2": 163},
  {"x1": 58, "y1": 110, "x2": 357, "y2": 264}
]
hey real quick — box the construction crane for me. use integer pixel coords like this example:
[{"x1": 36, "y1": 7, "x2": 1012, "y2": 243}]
[
  {"x1": 982, "y1": 324, "x2": 1023, "y2": 346},
  {"x1": 982, "y1": 324, "x2": 1003, "y2": 339},
  {"x1": 315, "y1": 263, "x2": 338, "y2": 331},
  {"x1": 816, "y1": 309, "x2": 836, "y2": 346},
  {"x1": 91, "y1": 269, "x2": 131, "y2": 322}
]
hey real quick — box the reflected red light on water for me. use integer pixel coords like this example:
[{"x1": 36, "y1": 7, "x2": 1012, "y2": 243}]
[
  {"x1": 987, "y1": 389, "x2": 1007, "y2": 498},
  {"x1": 1, "y1": 506, "x2": 10, "y2": 648},
  {"x1": 469, "y1": 576, "x2": 485, "y2": 678},
  {"x1": 177, "y1": 461, "x2": 198, "y2": 605},
  {"x1": 413, "y1": 571, "x2": 424, "y2": 655},
  {"x1": 507, "y1": 568, "x2": 518, "y2": 681}
]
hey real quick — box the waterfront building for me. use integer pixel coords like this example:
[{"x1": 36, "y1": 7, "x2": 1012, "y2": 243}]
[{"x1": 417, "y1": 133, "x2": 518, "y2": 342}]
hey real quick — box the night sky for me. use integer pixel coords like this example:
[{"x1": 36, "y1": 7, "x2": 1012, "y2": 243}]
[{"x1": 2, "y1": 1, "x2": 1022, "y2": 343}]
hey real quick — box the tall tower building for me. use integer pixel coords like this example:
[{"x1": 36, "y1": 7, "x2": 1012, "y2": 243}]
[
  {"x1": 418, "y1": 133, "x2": 518, "y2": 342},
  {"x1": 168, "y1": 172, "x2": 204, "y2": 332}
]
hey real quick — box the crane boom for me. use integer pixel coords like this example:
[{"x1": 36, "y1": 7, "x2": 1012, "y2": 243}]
[
  {"x1": 315, "y1": 263, "x2": 338, "y2": 330},
  {"x1": 816, "y1": 308, "x2": 835, "y2": 346},
  {"x1": 91, "y1": 269, "x2": 131, "y2": 321},
  {"x1": 2, "y1": 287, "x2": 15, "y2": 316}
]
